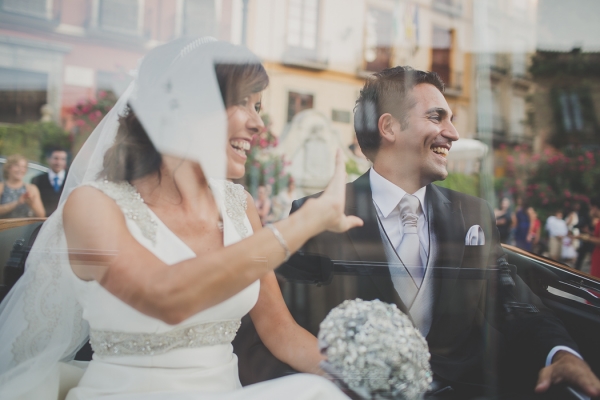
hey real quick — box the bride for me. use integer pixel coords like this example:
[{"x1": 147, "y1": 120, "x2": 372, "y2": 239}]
[{"x1": 0, "y1": 38, "x2": 362, "y2": 399}]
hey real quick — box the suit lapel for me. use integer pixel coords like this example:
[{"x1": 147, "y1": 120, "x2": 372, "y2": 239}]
[
  {"x1": 345, "y1": 172, "x2": 408, "y2": 313},
  {"x1": 345, "y1": 172, "x2": 384, "y2": 261},
  {"x1": 426, "y1": 184, "x2": 466, "y2": 336}
]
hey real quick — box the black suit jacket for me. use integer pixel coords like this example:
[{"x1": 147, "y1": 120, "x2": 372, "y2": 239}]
[
  {"x1": 31, "y1": 171, "x2": 66, "y2": 216},
  {"x1": 279, "y1": 171, "x2": 578, "y2": 390}
]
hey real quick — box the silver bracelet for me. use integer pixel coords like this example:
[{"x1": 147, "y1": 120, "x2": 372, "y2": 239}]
[{"x1": 265, "y1": 224, "x2": 291, "y2": 262}]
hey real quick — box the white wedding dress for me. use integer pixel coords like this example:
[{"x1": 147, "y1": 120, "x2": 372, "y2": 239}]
[{"x1": 62, "y1": 179, "x2": 347, "y2": 400}]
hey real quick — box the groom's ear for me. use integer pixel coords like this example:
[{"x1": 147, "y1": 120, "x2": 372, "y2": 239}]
[{"x1": 378, "y1": 113, "x2": 398, "y2": 145}]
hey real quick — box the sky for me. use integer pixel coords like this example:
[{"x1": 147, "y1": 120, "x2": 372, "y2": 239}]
[{"x1": 537, "y1": 0, "x2": 600, "y2": 52}]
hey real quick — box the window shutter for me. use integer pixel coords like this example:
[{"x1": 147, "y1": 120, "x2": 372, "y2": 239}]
[
  {"x1": 3, "y1": 0, "x2": 50, "y2": 19},
  {"x1": 99, "y1": 0, "x2": 141, "y2": 35}
]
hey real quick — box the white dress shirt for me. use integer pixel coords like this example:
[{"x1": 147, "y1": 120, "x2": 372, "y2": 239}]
[
  {"x1": 370, "y1": 168, "x2": 429, "y2": 268},
  {"x1": 48, "y1": 169, "x2": 66, "y2": 188}
]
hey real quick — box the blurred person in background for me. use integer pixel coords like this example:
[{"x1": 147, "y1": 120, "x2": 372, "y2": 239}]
[
  {"x1": 575, "y1": 202, "x2": 595, "y2": 270},
  {"x1": 514, "y1": 199, "x2": 531, "y2": 250},
  {"x1": 494, "y1": 196, "x2": 513, "y2": 244},
  {"x1": 0, "y1": 155, "x2": 45, "y2": 219},
  {"x1": 545, "y1": 209, "x2": 568, "y2": 261},
  {"x1": 271, "y1": 178, "x2": 297, "y2": 221},
  {"x1": 255, "y1": 184, "x2": 271, "y2": 225},
  {"x1": 562, "y1": 206, "x2": 580, "y2": 265},
  {"x1": 578, "y1": 199, "x2": 600, "y2": 277},
  {"x1": 525, "y1": 206, "x2": 541, "y2": 253},
  {"x1": 31, "y1": 148, "x2": 68, "y2": 216}
]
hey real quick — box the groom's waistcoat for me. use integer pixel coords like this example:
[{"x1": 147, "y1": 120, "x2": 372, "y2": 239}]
[{"x1": 377, "y1": 214, "x2": 435, "y2": 336}]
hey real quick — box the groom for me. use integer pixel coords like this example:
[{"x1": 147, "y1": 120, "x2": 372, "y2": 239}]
[{"x1": 280, "y1": 67, "x2": 599, "y2": 397}]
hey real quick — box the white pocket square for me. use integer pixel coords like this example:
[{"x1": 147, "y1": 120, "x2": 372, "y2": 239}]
[{"x1": 465, "y1": 225, "x2": 485, "y2": 246}]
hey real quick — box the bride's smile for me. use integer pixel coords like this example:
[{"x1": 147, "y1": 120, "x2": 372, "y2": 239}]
[{"x1": 226, "y1": 92, "x2": 264, "y2": 180}]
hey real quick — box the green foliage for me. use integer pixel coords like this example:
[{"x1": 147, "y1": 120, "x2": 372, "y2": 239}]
[
  {"x1": 345, "y1": 158, "x2": 362, "y2": 176},
  {"x1": 530, "y1": 51, "x2": 600, "y2": 78},
  {"x1": 71, "y1": 91, "x2": 117, "y2": 153},
  {"x1": 0, "y1": 121, "x2": 70, "y2": 162},
  {"x1": 434, "y1": 173, "x2": 480, "y2": 197},
  {"x1": 243, "y1": 114, "x2": 290, "y2": 196}
]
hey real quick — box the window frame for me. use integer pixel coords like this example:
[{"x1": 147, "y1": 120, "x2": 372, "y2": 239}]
[
  {"x1": 362, "y1": 2, "x2": 395, "y2": 73},
  {"x1": 1, "y1": 0, "x2": 53, "y2": 20},
  {"x1": 283, "y1": 0, "x2": 327, "y2": 68},
  {"x1": 91, "y1": 0, "x2": 145, "y2": 37}
]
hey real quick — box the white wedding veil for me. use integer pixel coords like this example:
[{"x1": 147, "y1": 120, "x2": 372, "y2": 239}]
[{"x1": 0, "y1": 37, "x2": 265, "y2": 399}]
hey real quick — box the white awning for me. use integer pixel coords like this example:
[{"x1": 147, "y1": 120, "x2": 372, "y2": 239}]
[{"x1": 447, "y1": 138, "x2": 488, "y2": 161}]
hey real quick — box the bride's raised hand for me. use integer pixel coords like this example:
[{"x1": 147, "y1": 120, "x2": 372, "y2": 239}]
[{"x1": 312, "y1": 149, "x2": 363, "y2": 233}]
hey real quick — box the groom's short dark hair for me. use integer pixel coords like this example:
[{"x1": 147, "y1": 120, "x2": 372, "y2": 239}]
[{"x1": 354, "y1": 66, "x2": 444, "y2": 161}]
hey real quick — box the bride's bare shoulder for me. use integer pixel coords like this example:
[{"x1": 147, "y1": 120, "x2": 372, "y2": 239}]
[{"x1": 63, "y1": 185, "x2": 125, "y2": 231}]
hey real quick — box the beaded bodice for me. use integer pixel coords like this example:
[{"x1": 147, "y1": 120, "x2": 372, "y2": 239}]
[{"x1": 72, "y1": 179, "x2": 259, "y2": 361}]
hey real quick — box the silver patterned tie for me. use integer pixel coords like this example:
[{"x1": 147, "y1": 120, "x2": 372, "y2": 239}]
[{"x1": 397, "y1": 194, "x2": 424, "y2": 286}]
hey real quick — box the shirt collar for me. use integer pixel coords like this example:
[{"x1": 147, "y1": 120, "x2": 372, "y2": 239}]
[
  {"x1": 48, "y1": 169, "x2": 65, "y2": 181},
  {"x1": 369, "y1": 168, "x2": 427, "y2": 218}
]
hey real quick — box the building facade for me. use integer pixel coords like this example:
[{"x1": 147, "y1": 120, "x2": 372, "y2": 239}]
[{"x1": 0, "y1": 0, "x2": 222, "y2": 126}]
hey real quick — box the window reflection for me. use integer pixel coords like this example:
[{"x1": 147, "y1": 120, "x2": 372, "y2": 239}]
[{"x1": 0, "y1": 0, "x2": 599, "y2": 398}]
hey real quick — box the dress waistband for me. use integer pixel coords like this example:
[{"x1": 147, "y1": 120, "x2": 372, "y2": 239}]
[{"x1": 89, "y1": 320, "x2": 241, "y2": 357}]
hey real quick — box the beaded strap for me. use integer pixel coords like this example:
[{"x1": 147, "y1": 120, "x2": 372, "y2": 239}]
[
  {"x1": 89, "y1": 320, "x2": 241, "y2": 356},
  {"x1": 223, "y1": 181, "x2": 249, "y2": 238},
  {"x1": 86, "y1": 180, "x2": 158, "y2": 246}
]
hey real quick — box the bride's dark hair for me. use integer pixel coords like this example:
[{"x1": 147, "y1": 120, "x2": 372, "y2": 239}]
[{"x1": 101, "y1": 40, "x2": 269, "y2": 182}]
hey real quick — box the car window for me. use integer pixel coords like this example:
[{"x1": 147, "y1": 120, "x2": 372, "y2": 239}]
[{"x1": 1, "y1": 1, "x2": 599, "y2": 398}]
